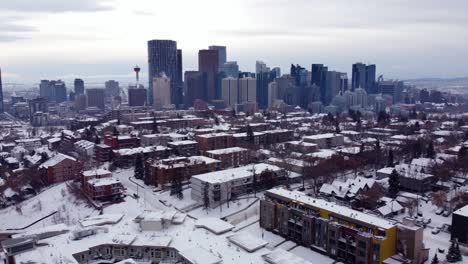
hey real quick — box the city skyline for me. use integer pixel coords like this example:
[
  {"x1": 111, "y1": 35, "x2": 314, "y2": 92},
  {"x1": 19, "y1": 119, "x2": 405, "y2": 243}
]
[{"x1": 1, "y1": 0, "x2": 468, "y2": 87}]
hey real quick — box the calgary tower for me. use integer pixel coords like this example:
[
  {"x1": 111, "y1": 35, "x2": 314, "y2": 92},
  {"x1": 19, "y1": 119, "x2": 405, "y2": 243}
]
[{"x1": 133, "y1": 65, "x2": 141, "y2": 87}]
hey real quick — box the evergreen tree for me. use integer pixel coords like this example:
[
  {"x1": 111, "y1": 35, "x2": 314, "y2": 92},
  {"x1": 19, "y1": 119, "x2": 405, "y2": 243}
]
[
  {"x1": 134, "y1": 153, "x2": 144, "y2": 179},
  {"x1": 246, "y1": 125, "x2": 254, "y2": 143},
  {"x1": 94, "y1": 135, "x2": 100, "y2": 144},
  {"x1": 359, "y1": 143, "x2": 365, "y2": 154},
  {"x1": 447, "y1": 240, "x2": 462, "y2": 262},
  {"x1": 176, "y1": 174, "x2": 183, "y2": 199},
  {"x1": 426, "y1": 142, "x2": 436, "y2": 159},
  {"x1": 431, "y1": 253, "x2": 439, "y2": 264},
  {"x1": 39, "y1": 152, "x2": 49, "y2": 164},
  {"x1": 375, "y1": 140, "x2": 381, "y2": 151},
  {"x1": 152, "y1": 116, "x2": 159, "y2": 134},
  {"x1": 252, "y1": 168, "x2": 258, "y2": 197},
  {"x1": 170, "y1": 174, "x2": 183, "y2": 199},
  {"x1": 144, "y1": 165, "x2": 151, "y2": 185},
  {"x1": 203, "y1": 182, "x2": 210, "y2": 210},
  {"x1": 387, "y1": 150, "x2": 394, "y2": 167},
  {"x1": 117, "y1": 118, "x2": 121, "y2": 126},
  {"x1": 113, "y1": 126, "x2": 119, "y2": 136},
  {"x1": 388, "y1": 169, "x2": 400, "y2": 198},
  {"x1": 414, "y1": 121, "x2": 421, "y2": 131},
  {"x1": 335, "y1": 120, "x2": 340, "y2": 134},
  {"x1": 458, "y1": 146, "x2": 468, "y2": 161}
]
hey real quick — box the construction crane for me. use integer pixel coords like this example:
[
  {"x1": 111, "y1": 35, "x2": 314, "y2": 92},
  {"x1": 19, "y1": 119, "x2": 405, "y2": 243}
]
[{"x1": 377, "y1": 75, "x2": 384, "y2": 82}]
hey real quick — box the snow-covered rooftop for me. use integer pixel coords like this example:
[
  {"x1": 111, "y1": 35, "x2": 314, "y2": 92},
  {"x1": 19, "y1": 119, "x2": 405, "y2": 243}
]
[
  {"x1": 267, "y1": 188, "x2": 395, "y2": 229},
  {"x1": 192, "y1": 163, "x2": 282, "y2": 184},
  {"x1": 39, "y1": 153, "x2": 77, "y2": 169}
]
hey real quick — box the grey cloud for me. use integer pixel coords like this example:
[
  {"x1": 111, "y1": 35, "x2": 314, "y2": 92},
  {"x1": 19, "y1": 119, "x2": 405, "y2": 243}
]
[
  {"x1": 0, "y1": 0, "x2": 115, "y2": 13},
  {"x1": 0, "y1": 23, "x2": 36, "y2": 33},
  {"x1": 0, "y1": 17, "x2": 37, "y2": 42},
  {"x1": 0, "y1": 35, "x2": 28, "y2": 42},
  {"x1": 247, "y1": 0, "x2": 468, "y2": 31},
  {"x1": 214, "y1": 29, "x2": 330, "y2": 38}
]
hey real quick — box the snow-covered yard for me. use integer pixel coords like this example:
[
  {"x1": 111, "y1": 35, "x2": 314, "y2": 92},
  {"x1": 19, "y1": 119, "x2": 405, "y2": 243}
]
[{"x1": 0, "y1": 183, "x2": 96, "y2": 230}]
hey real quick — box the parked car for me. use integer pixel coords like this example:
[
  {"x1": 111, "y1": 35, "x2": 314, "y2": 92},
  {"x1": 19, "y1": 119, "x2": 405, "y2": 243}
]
[
  {"x1": 435, "y1": 208, "x2": 444, "y2": 215},
  {"x1": 431, "y1": 227, "x2": 441, "y2": 234},
  {"x1": 423, "y1": 218, "x2": 431, "y2": 225},
  {"x1": 421, "y1": 196, "x2": 429, "y2": 202},
  {"x1": 442, "y1": 210, "x2": 451, "y2": 217}
]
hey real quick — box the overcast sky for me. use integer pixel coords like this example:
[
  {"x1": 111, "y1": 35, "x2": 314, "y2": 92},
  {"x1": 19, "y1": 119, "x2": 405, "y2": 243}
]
[{"x1": 1, "y1": 0, "x2": 467, "y2": 88}]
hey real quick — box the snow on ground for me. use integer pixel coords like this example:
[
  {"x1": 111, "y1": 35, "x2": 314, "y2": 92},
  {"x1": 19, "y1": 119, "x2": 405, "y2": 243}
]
[
  {"x1": 290, "y1": 246, "x2": 334, "y2": 264},
  {"x1": 189, "y1": 195, "x2": 260, "y2": 219},
  {"x1": 227, "y1": 232, "x2": 268, "y2": 252},
  {"x1": 158, "y1": 188, "x2": 197, "y2": 210},
  {"x1": 0, "y1": 183, "x2": 96, "y2": 230},
  {"x1": 241, "y1": 223, "x2": 286, "y2": 248},
  {"x1": 263, "y1": 248, "x2": 313, "y2": 264},
  {"x1": 277, "y1": 240, "x2": 297, "y2": 251},
  {"x1": 195, "y1": 218, "x2": 234, "y2": 234}
]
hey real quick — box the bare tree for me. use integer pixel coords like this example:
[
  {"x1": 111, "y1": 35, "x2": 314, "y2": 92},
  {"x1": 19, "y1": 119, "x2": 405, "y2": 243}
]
[
  {"x1": 407, "y1": 199, "x2": 418, "y2": 217},
  {"x1": 432, "y1": 191, "x2": 448, "y2": 209}
]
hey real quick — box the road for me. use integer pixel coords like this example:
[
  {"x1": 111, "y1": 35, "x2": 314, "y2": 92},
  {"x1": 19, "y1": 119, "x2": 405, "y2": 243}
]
[{"x1": 113, "y1": 168, "x2": 167, "y2": 211}]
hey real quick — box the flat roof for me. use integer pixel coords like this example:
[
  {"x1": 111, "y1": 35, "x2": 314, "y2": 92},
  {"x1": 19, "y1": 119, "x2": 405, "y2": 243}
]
[
  {"x1": 266, "y1": 188, "x2": 395, "y2": 230},
  {"x1": 192, "y1": 163, "x2": 282, "y2": 184}
]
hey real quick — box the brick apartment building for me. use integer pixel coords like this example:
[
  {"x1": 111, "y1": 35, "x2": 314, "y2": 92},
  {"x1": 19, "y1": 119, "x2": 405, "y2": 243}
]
[
  {"x1": 205, "y1": 147, "x2": 250, "y2": 169},
  {"x1": 167, "y1": 140, "x2": 199, "y2": 156},
  {"x1": 145, "y1": 156, "x2": 219, "y2": 189},
  {"x1": 81, "y1": 169, "x2": 123, "y2": 201},
  {"x1": 95, "y1": 144, "x2": 113, "y2": 162},
  {"x1": 195, "y1": 133, "x2": 233, "y2": 152},
  {"x1": 103, "y1": 135, "x2": 140, "y2": 149},
  {"x1": 39, "y1": 153, "x2": 83, "y2": 184}
]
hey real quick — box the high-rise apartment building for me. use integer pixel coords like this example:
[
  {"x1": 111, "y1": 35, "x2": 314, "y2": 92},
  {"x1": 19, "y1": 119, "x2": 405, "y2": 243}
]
[
  {"x1": 267, "y1": 82, "x2": 278, "y2": 108},
  {"x1": 153, "y1": 74, "x2": 171, "y2": 109},
  {"x1": 148, "y1": 39, "x2": 178, "y2": 106},
  {"x1": 86, "y1": 88, "x2": 105, "y2": 110},
  {"x1": 239, "y1": 77, "x2": 256, "y2": 104},
  {"x1": 221, "y1": 77, "x2": 239, "y2": 107},
  {"x1": 74, "y1": 79, "x2": 85, "y2": 95}
]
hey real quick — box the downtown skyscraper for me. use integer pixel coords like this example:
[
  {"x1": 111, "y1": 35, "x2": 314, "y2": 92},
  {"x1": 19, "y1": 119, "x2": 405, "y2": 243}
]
[
  {"x1": 199, "y1": 49, "x2": 219, "y2": 102},
  {"x1": 74, "y1": 79, "x2": 85, "y2": 95},
  {"x1": 148, "y1": 39, "x2": 181, "y2": 107},
  {"x1": 352, "y1": 63, "x2": 376, "y2": 93},
  {"x1": 208, "y1": 45, "x2": 226, "y2": 71},
  {"x1": 0, "y1": 67, "x2": 3, "y2": 113}
]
